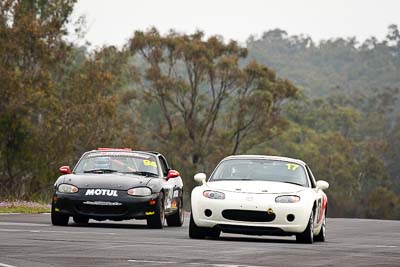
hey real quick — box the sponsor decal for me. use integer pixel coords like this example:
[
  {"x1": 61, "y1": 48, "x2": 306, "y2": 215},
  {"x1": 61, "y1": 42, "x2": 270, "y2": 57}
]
[
  {"x1": 145, "y1": 211, "x2": 155, "y2": 215},
  {"x1": 83, "y1": 201, "x2": 122, "y2": 206},
  {"x1": 286, "y1": 163, "x2": 299, "y2": 171},
  {"x1": 143, "y1": 159, "x2": 157, "y2": 167},
  {"x1": 85, "y1": 189, "x2": 118, "y2": 197},
  {"x1": 173, "y1": 190, "x2": 179, "y2": 198},
  {"x1": 171, "y1": 200, "x2": 177, "y2": 208}
]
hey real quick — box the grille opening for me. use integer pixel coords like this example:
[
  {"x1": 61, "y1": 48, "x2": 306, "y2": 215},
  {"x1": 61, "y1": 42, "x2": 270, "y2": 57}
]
[
  {"x1": 222, "y1": 209, "x2": 275, "y2": 222},
  {"x1": 77, "y1": 204, "x2": 127, "y2": 215},
  {"x1": 204, "y1": 209, "x2": 212, "y2": 217}
]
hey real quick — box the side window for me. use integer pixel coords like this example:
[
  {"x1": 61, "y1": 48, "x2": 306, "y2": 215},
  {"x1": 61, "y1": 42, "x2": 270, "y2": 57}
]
[
  {"x1": 159, "y1": 156, "x2": 169, "y2": 177},
  {"x1": 305, "y1": 165, "x2": 317, "y2": 188}
]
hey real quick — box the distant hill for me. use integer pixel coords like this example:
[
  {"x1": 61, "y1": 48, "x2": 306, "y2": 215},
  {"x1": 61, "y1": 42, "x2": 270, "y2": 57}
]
[{"x1": 246, "y1": 26, "x2": 400, "y2": 97}]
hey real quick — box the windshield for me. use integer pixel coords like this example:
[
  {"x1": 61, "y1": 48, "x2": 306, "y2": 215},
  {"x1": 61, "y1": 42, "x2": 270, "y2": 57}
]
[
  {"x1": 209, "y1": 159, "x2": 309, "y2": 187},
  {"x1": 74, "y1": 152, "x2": 159, "y2": 176}
]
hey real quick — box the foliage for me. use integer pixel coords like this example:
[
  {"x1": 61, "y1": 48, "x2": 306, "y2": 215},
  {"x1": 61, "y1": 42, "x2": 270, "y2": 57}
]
[
  {"x1": 126, "y1": 28, "x2": 298, "y2": 193},
  {"x1": 0, "y1": 0, "x2": 136, "y2": 198},
  {"x1": 0, "y1": 1, "x2": 399, "y2": 219},
  {"x1": 247, "y1": 26, "x2": 400, "y2": 97}
]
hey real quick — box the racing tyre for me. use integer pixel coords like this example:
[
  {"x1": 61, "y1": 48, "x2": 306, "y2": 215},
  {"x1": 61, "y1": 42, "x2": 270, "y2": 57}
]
[
  {"x1": 207, "y1": 228, "x2": 221, "y2": 239},
  {"x1": 296, "y1": 211, "x2": 314, "y2": 244},
  {"x1": 147, "y1": 192, "x2": 165, "y2": 229},
  {"x1": 73, "y1": 216, "x2": 89, "y2": 224},
  {"x1": 166, "y1": 197, "x2": 184, "y2": 227},
  {"x1": 189, "y1": 212, "x2": 208, "y2": 239},
  {"x1": 314, "y1": 212, "x2": 326, "y2": 242},
  {"x1": 51, "y1": 205, "x2": 69, "y2": 226}
]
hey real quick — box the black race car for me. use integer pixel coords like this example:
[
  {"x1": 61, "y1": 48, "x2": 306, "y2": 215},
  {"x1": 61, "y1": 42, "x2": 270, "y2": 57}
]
[{"x1": 51, "y1": 148, "x2": 184, "y2": 228}]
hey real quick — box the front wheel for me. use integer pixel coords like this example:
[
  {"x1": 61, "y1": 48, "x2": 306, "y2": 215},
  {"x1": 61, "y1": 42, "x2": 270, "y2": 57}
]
[
  {"x1": 189, "y1": 212, "x2": 220, "y2": 239},
  {"x1": 189, "y1": 212, "x2": 207, "y2": 239},
  {"x1": 166, "y1": 197, "x2": 184, "y2": 227},
  {"x1": 51, "y1": 204, "x2": 69, "y2": 226},
  {"x1": 296, "y1": 211, "x2": 314, "y2": 244},
  {"x1": 147, "y1": 192, "x2": 165, "y2": 229}
]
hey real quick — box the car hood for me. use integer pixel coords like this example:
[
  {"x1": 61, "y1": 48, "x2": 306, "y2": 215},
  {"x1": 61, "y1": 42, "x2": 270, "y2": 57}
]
[
  {"x1": 60, "y1": 173, "x2": 153, "y2": 190},
  {"x1": 206, "y1": 180, "x2": 305, "y2": 194}
]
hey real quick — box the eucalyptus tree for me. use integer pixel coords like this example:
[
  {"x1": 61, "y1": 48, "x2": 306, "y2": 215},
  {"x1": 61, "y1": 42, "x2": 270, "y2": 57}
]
[{"x1": 127, "y1": 28, "x2": 298, "y2": 190}]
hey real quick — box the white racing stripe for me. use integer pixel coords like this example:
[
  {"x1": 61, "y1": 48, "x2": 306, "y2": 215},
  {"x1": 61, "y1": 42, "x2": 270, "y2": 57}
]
[{"x1": 0, "y1": 262, "x2": 17, "y2": 267}]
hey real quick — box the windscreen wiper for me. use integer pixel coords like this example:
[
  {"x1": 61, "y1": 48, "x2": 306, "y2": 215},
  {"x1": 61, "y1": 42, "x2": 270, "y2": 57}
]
[
  {"x1": 282, "y1": 181, "x2": 304, "y2": 187},
  {"x1": 123, "y1": 171, "x2": 159, "y2": 177},
  {"x1": 84, "y1": 169, "x2": 118, "y2": 174},
  {"x1": 212, "y1": 178, "x2": 254, "y2": 181}
]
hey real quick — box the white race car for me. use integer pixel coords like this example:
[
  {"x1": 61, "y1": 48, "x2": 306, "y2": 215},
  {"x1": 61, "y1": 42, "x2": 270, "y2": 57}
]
[{"x1": 190, "y1": 155, "x2": 329, "y2": 243}]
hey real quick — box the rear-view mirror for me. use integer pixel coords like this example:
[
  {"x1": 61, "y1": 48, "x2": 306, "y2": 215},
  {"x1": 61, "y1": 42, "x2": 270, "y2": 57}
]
[
  {"x1": 194, "y1": 173, "x2": 207, "y2": 185},
  {"x1": 167, "y1": 169, "x2": 180, "y2": 179},
  {"x1": 316, "y1": 180, "x2": 329, "y2": 190},
  {"x1": 59, "y1": 166, "x2": 71, "y2": 174}
]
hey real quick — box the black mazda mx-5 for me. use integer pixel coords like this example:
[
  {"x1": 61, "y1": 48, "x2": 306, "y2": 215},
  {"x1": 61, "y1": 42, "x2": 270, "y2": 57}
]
[{"x1": 51, "y1": 148, "x2": 184, "y2": 228}]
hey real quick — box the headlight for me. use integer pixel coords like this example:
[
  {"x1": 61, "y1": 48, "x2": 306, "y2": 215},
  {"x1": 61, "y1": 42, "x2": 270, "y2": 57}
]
[
  {"x1": 275, "y1": 195, "x2": 300, "y2": 203},
  {"x1": 127, "y1": 187, "x2": 152, "y2": 196},
  {"x1": 57, "y1": 184, "x2": 78, "y2": 193},
  {"x1": 203, "y1": 190, "x2": 225, "y2": 200}
]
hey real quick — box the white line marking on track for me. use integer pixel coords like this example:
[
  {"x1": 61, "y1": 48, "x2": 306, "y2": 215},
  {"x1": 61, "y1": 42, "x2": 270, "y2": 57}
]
[
  {"x1": 128, "y1": 260, "x2": 176, "y2": 264},
  {"x1": 0, "y1": 228, "x2": 115, "y2": 235},
  {"x1": 127, "y1": 260, "x2": 264, "y2": 267},
  {"x1": 0, "y1": 262, "x2": 17, "y2": 267},
  {"x1": 375, "y1": 245, "x2": 398, "y2": 248},
  {"x1": 104, "y1": 244, "x2": 195, "y2": 249},
  {"x1": 188, "y1": 264, "x2": 264, "y2": 267},
  {"x1": 0, "y1": 213, "x2": 50, "y2": 215},
  {"x1": 0, "y1": 222, "x2": 49, "y2": 227}
]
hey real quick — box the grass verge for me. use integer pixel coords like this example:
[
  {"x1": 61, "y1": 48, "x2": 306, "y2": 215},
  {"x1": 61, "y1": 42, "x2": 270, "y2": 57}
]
[{"x1": 0, "y1": 200, "x2": 50, "y2": 213}]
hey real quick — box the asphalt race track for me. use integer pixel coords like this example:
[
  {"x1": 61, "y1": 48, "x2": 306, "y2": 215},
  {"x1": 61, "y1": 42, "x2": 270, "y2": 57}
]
[{"x1": 0, "y1": 214, "x2": 399, "y2": 267}]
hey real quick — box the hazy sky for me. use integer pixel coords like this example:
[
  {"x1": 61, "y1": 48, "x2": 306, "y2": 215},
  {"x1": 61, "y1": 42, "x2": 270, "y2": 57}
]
[{"x1": 70, "y1": 0, "x2": 400, "y2": 48}]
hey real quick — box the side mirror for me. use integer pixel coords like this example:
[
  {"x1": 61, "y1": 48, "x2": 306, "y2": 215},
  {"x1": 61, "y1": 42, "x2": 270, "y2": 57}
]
[
  {"x1": 194, "y1": 173, "x2": 207, "y2": 185},
  {"x1": 59, "y1": 166, "x2": 71, "y2": 174},
  {"x1": 316, "y1": 180, "x2": 329, "y2": 190},
  {"x1": 167, "y1": 169, "x2": 180, "y2": 179}
]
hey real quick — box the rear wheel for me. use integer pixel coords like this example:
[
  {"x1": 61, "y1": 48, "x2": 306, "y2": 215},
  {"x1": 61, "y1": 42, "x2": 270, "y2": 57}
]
[
  {"x1": 314, "y1": 212, "x2": 326, "y2": 242},
  {"x1": 73, "y1": 216, "x2": 89, "y2": 224},
  {"x1": 166, "y1": 197, "x2": 184, "y2": 227},
  {"x1": 51, "y1": 203, "x2": 69, "y2": 226},
  {"x1": 296, "y1": 211, "x2": 314, "y2": 244},
  {"x1": 147, "y1": 192, "x2": 165, "y2": 229}
]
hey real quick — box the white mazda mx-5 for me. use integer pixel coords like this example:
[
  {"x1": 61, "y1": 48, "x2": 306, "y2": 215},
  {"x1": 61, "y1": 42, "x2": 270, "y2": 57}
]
[{"x1": 190, "y1": 155, "x2": 329, "y2": 243}]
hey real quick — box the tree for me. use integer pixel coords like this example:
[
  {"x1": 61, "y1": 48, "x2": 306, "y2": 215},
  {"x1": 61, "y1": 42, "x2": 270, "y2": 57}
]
[
  {"x1": 127, "y1": 28, "x2": 298, "y2": 193},
  {"x1": 0, "y1": 0, "x2": 137, "y2": 198},
  {"x1": 0, "y1": 0, "x2": 76, "y2": 197}
]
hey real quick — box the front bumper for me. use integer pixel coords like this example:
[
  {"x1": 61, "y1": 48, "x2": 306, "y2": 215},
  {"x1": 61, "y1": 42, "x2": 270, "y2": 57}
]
[
  {"x1": 192, "y1": 192, "x2": 311, "y2": 235},
  {"x1": 52, "y1": 190, "x2": 159, "y2": 221}
]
